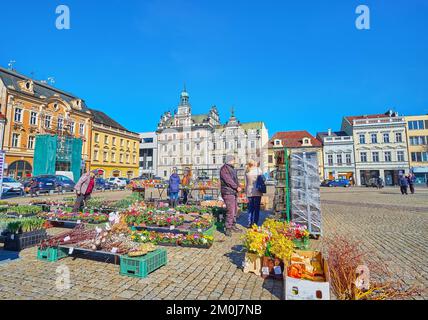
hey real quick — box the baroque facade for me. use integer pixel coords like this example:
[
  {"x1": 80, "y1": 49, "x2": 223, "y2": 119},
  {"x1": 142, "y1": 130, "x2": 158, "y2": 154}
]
[
  {"x1": 0, "y1": 67, "x2": 92, "y2": 179},
  {"x1": 156, "y1": 89, "x2": 269, "y2": 178}
]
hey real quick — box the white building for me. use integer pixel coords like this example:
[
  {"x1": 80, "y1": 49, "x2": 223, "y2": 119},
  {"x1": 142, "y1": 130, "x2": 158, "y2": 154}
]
[
  {"x1": 341, "y1": 110, "x2": 410, "y2": 186},
  {"x1": 316, "y1": 129, "x2": 356, "y2": 182},
  {"x1": 138, "y1": 132, "x2": 157, "y2": 177},
  {"x1": 156, "y1": 88, "x2": 269, "y2": 178}
]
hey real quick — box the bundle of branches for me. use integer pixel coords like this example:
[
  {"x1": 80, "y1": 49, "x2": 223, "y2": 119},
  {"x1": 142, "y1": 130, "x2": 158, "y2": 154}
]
[
  {"x1": 39, "y1": 225, "x2": 97, "y2": 249},
  {"x1": 324, "y1": 235, "x2": 421, "y2": 300}
]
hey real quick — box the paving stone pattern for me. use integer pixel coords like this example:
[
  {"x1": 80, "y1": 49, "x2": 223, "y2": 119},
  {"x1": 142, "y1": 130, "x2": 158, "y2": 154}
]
[{"x1": 0, "y1": 187, "x2": 427, "y2": 300}]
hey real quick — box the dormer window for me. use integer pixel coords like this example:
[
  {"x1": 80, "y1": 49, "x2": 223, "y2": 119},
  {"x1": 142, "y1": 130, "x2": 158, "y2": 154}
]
[
  {"x1": 71, "y1": 99, "x2": 83, "y2": 110},
  {"x1": 274, "y1": 139, "x2": 282, "y2": 146},
  {"x1": 302, "y1": 137, "x2": 312, "y2": 146},
  {"x1": 19, "y1": 80, "x2": 34, "y2": 93}
]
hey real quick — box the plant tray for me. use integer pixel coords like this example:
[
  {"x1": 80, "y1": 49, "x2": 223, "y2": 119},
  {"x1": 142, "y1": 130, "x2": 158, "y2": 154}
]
[
  {"x1": 189, "y1": 224, "x2": 216, "y2": 237},
  {"x1": 180, "y1": 243, "x2": 212, "y2": 249},
  {"x1": 37, "y1": 246, "x2": 69, "y2": 262},
  {"x1": 292, "y1": 238, "x2": 310, "y2": 250},
  {"x1": 3, "y1": 229, "x2": 47, "y2": 251},
  {"x1": 120, "y1": 248, "x2": 167, "y2": 278}
]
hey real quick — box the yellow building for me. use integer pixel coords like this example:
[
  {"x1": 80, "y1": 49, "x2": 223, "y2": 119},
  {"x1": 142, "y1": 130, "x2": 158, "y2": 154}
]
[
  {"x1": 0, "y1": 67, "x2": 92, "y2": 179},
  {"x1": 405, "y1": 115, "x2": 428, "y2": 184},
  {"x1": 89, "y1": 109, "x2": 140, "y2": 179}
]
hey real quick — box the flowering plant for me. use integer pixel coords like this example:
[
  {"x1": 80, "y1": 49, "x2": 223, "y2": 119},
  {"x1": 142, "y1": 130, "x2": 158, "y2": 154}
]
[
  {"x1": 190, "y1": 217, "x2": 213, "y2": 230},
  {"x1": 242, "y1": 225, "x2": 269, "y2": 257}
]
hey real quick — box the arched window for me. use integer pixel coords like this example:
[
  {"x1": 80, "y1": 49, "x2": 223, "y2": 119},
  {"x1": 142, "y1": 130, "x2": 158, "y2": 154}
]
[
  {"x1": 127, "y1": 171, "x2": 134, "y2": 179},
  {"x1": 112, "y1": 170, "x2": 121, "y2": 177},
  {"x1": 7, "y1": 161, "x2": 32, "y2": 180}
]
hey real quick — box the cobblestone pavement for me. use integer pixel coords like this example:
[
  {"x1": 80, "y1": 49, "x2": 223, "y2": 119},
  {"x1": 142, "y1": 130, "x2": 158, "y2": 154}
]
[{"x1": 0, "y1": 187, "x2": 427, "y2": 300}]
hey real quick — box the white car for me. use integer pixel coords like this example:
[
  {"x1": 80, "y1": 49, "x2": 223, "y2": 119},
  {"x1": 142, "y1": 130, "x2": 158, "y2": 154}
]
[
  {"x1": 107, "y1": 177, "x2": 127, "y2": 189},
  {"x1": 1, "y1": 177, "x2": 24, "y2": 195}
]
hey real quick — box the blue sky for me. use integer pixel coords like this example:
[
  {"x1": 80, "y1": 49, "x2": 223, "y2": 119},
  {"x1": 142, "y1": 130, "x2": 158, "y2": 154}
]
[{"x1": 0, "y1": 0, "x2": 427, "y2": 136}]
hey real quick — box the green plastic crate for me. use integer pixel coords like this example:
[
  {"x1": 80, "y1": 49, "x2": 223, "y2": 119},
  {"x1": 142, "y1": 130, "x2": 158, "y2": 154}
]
[
  {"x1": 120, "y1": 248, "x2": 167, "y2": 278},
  {"x1": 203, "y1": 224, "x2": 216, "y2": 237},
  {"x1": 37, "y1": 247, "x2": 69, "y2": 262}
]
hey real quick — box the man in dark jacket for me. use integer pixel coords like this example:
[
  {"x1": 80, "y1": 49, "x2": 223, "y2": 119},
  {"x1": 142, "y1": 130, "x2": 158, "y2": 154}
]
[
  {"x1": 220, "y1": 155, "x2": 242, "y2": 236},
  {"x1": 399, "y1": 175, "x2": 408, "y2": 195},
  {"x1": 407, "y1": 174, "x2": 415, "y2": 194},
  {"x1": 73, "y1": 170, "x2": 98, "y2": 212},
  {"x1": 168, "y1": 167, "x2": 181, "y2": 208}
]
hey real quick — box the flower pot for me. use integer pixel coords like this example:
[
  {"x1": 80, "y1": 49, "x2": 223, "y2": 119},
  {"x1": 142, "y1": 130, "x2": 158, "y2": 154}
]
[
  {"x1": 243, "y1": 252, "x2": 262, "y2": 276},
  {"x1": 261, "y1": 256, "x2": 284, "y2": 280}
]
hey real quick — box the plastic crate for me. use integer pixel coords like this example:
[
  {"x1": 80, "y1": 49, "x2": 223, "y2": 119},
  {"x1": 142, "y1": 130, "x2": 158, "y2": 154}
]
[
  {"x1": 120, "y1": 248, "x2": 167, "y2": 278},
  {"x1": 203, "y1": 224, "x2": 216, "y2": 237},
  {"x1": 37, "y1": 246, "x2": 69, "y2": 262},
  {"x1": 3, "y1": 229, "x2": 47, "y2": 251}
]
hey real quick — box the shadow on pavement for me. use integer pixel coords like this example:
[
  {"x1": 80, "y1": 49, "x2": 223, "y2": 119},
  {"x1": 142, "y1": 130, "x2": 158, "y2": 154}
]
[{"x1": 0, "y1": 249, "x2": 20, "y2": 264}]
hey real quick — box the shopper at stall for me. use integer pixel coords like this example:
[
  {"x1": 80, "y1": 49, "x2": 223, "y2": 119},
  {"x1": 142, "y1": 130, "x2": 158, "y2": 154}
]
[
  {"x1": 407, "y1": 173, "x2": 415, "y2": 194},
  {"x1": 168, "y1": 167, "x2": 181, "y2": 208},
  {"x1": 182, "y1": 168, "x2": 192, "y2": 205},
  {"x1": 28, "y1": 178, "x2": 39, "y2": 198},
  {"x1": 245, "y1": 160, "x2": 263, "y2": 227},
  {"x1": 73, "y1": 170, "x2": 98, "y2": 212},
  {"x1": 220, "y1": 155, "x2": 242, "y2": 236},
  {"x1": 399, "y1": 175, "x2": 409, "y2": 195}
]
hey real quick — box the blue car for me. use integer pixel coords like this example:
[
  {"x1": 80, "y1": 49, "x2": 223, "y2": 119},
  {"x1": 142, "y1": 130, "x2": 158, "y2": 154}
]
[
  {"x1": 323, "y1": 179, "x2": 351, "y2": 188},
  {"x1": 95, "y1": 178, "x2": 113, "y2": 190}
]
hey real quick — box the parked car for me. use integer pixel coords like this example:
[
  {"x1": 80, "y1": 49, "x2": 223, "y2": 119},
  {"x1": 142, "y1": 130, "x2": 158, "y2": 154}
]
[
  {"x1": 95, "y1": 178, "x2": 112, "y2": 191},
  {"x1": 322, "y1": 179, "x2": 351, "y2": 188},
  {"x1": 23, "y1": 175, "x2": 75, "y2": 195},
  {"x1": 1, "y1": 177, "x2": 24, "y2": 195},
  {"x1": 120, "y1": 178, "x2": 130, "y2": 185},
  {"x1": 107, "y1": 177, "x2": 127, "y2": 189}
]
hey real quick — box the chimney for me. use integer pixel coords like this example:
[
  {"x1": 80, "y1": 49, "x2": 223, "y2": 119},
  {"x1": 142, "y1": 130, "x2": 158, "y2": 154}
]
[{"x1": 328, "y1": 129, "x2": 332, "y2": 136}]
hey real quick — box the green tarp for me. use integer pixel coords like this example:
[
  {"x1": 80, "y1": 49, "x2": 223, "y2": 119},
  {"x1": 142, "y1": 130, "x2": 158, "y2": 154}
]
[
  {"x1": 71, "y1": 138, "x2": 83, "y2": 182},
  {"x1": 33, "y1": 135, "x2": 57, "y2": 176},
  {"x1": 33, "y1": 135, "x2": 83, "y2": 182}
]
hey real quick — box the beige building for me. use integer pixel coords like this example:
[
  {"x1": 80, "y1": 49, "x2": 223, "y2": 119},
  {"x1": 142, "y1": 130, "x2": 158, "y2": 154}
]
[{"x1": 341, "y1": 110, "x2": 409, "y2": 186}]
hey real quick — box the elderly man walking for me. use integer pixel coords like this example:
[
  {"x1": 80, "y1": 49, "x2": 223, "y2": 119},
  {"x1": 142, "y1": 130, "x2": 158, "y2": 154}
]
[
  {"x1": 220, "y1": 155, "x2": 242, "y2": 237},
  {"x1": 73, "y1": 170, "x2": 98, "y2": 213}
]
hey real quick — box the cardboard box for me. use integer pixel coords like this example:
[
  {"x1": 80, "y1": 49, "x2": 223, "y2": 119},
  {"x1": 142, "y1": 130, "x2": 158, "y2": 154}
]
[{"x1": 283, "y1": 250, "x2": 330, "y2": 300}]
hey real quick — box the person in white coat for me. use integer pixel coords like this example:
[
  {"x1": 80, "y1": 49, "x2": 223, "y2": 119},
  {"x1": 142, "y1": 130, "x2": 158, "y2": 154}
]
[{"x1": 245, "y1": 160, "x2": 263, "y2": 227}]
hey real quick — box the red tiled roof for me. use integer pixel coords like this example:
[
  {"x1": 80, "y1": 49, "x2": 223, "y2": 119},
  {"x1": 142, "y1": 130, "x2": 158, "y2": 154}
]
[
  {"x1": 345, "y1": 114, "x2": 388, "y2": 122},
  {"x1": 270, "y1": 131, "x2": 322, "y2": 148}
]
